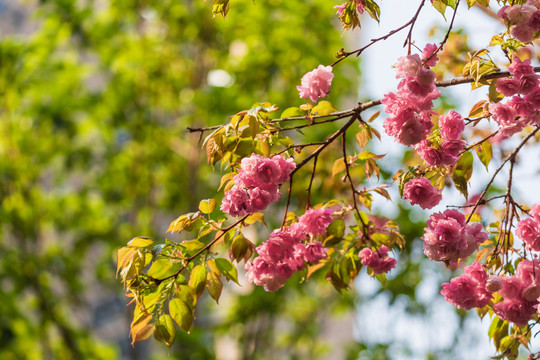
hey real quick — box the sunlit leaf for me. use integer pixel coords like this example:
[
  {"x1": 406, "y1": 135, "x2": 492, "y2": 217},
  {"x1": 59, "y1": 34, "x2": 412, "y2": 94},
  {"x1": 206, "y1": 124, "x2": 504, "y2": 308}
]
[
  {"x1": 169, "y1": 299, "x2": 193, "y2": 332},
  {"x1": 128, "y1": 237, "x2": 153, "y2": 248},
  {"x1": 199, "y1": 199, "x2": 217, "y2": 214}
]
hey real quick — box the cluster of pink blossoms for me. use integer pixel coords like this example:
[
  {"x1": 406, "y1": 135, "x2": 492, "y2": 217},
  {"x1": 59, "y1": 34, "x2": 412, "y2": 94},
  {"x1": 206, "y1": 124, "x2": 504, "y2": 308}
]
[
  {"x1": 334, "y1": 0, "x2": 365, "y2": 16},
  {"x1": 358, "y1": 245, "x2": 397, "y2": 274},
  {"x1": 492, "y1": 260, "x2": 540, "y2": 326},
  {"x1": 442, "y1": 259, "x2": 540, "y2": 326},
  {"x1": 422, "y1": 209, "x2": 487, "y2": 264},
  {"x1": 414, "y1": 110, "x2": 466, "y2": 166},
  {"x1": 297, "y1": 65, "x2": 335, "y2": 103},
  {"x1": 245, "y1": 208, "x2": 333, "y2": 291},
  {"x1": 498, "y1": 1, "x2": 540, "y2": 43},
  {"x1": 381, "y1": 44, "x2": 440, "y2": 146},
  {"x1": 221, "y1": 154, "x2": 295, "y2": 217},
  {"x1": 516, "y1": 204, "x2": 540, "y2": 251},
  {"x1": 441, "y1": 261, "x2": 492, "y2": 310},
  {"x1": 489, "y1": 57, "x2": 540, "y2": 137},
  {"x1": 403, "y1": 176, "x2": 442, "y2": 210}
]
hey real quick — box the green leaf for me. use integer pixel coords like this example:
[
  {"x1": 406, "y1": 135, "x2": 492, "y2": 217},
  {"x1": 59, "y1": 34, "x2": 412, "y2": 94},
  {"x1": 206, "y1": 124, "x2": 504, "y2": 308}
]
[
  {"x1": 147, "y1": 259, "x2": 182, "y2": 280},
  {"x1": 280, "y1": 107, "x2": 305, "y2": 118},
  {"x1": 128, "y1": 237, "x2": 153, "y2": 248},
  {"x1": 452, "y1": 152, "x2": 474, "y2": 199},
  {"x1": 175, "y1": 284, "x2": 196, "y2": 309},
  {"x1": 154, "y1": 314, "x2": 176, "y2": 349},
  {"x1": 198, "y1": 199, "x2": 217, "y2": 214},
  {"x1": 213, "y1": 258, "x2": 239, "y2": 284},
  {"x1": 327, "y1": 218, "x2": 345, "y2": 238},
  {"x1": 206, "y1": 272, "x2": 223, "y2": 304},
  {"x1": 169, "y1": 298, "x2": 193, "y2": 332},
  {"x1": 168, "y1": 213, "x2": 202, "y2": 233},
  {"x1": 431, "y1": 0, "x2": 448, "y2": 18},
  {"x1": 475, "y1": 141, "x2": 492, "y2": 170},
  {"x1": 332, "y1": 158, "x2": 346, "y2": 177},
  {"x1": 178, "y1": 239, "x2": 206, "y2": 257},
  {"x1": 443, "y1": 0, "x2": 457, "y2": 9},
  {"x1": 212, "y1": 0, "x2": 229, "y2": 18},
  {"x1": 489, "y1": 34, "x2": 504, "y2": 46},
  {"x1": 365, "y1": 0, "x2": 381, "y2": 22},
  {"x1": 358, "y1": 151, "x2": 384, "y2": 160},
  {"x1": 311, "y1": 100, "x2": 337, "y2": 116},
  {"x1": 188, "y1": 264, "x2": 207, "y2": 297},
  {"x1": 229, "y1": 234, "x2": 254, "y2": 263}
]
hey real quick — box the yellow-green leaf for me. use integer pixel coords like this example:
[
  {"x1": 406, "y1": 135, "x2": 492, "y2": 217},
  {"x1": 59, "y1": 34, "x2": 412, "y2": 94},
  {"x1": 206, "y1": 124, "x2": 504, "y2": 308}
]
[
  {"x1": 213, "y1": 258, "x2": 239, "y2": 284},
  {"x1": 244, "y1": 212, "x2": 266, "y2": 226},
  {"x1": 128, "y1": 237, "x2": 153, "y2": 248},
  {"x1": 175, "y1": 284, "x2": 196, "y2": 309},
  {"x1": 117, "y1": 247, "x2": 136, "y2": 275},
  {"x1": 468, "y1": 100, "x2": 487, "y2": 119},
  {"x1": 452, "y1": 152, "x2": 474, "y2": 199},
  {"x1": 154, "y1": 314, "x2": 176, "y2": 349},
  {"x1": 332, "y1": 158, "x2": 346, "y2": 177},
  {"x1": 475, "y1": 141, "x2": 492, "y2": 170},
  {"x1": 280, "y1": 107, "x2": 305, "y2": 118},
  {"x1": 206, "y1": 272, "x2": 223, "y2": 304},
  {"x1": 229, "y1": 234, "x2": 254, "y2": 263},
  {"x1": 147, "y1": 259, "x2": 182, "y2": 280},
  {"x1": 188, "y1": 264, "x2": 207, "y2": 297},
  {"x1": 199, "y1": 199, "x2": 217, "y2": 214},
  {"x1": 311, "y1": 100, "x2": 337, "y2": 116},
  {"x1": 169, "y1": 298, "x2": 193, "y2": 332}
]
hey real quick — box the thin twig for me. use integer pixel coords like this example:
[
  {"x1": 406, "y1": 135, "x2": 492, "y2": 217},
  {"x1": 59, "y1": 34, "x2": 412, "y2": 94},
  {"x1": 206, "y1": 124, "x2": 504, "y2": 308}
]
[
  {"x1": 466, "y1": 126, "x2": 540, "y2": 223},
  {"x1": 281, "y1": 175, "x2": 293, "y2": 228},
  {"x1": 332, "y1": 0, "x2": 427, "y2": 67},
  {"x1": 186, "y1": 69, "x2": 540, "y2": 134},
  {"x1": 150, "y1": 214, "x2": 249, "y2": 283},
  {"x1": 289, "y1": 112, "x2": 361, "y2": 178},
  {"x1": 460, "y1": 131, "x2": 498, "y2": 154},
  {"x1": 306, "y1": 156, "x2": 318, "y2": 210},
  {"x1": 404, "y1": 0, "x2": 427, "y2": 53},
  {"x1": 272, "y1": 142, "x2": 327, "y2": 156},
  {"x1": 424, "y1": 0, "x2": 461, "y2": 65}
]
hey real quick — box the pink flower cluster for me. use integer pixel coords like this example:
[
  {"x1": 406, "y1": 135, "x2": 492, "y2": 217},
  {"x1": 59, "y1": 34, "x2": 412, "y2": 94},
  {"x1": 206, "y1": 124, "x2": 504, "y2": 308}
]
[
  {"x1": 382, "y1": 44, "x2": 441, "y2": 146},
  {"x1": 297, "y1": 65, "x2": 335, "y2": 103},
  {"x1": 493, "y1": 260, "x2": 540, "y2": 326},
  {"x1": 422, "y1": 209, "x2": 488, "y2": 263},
  {"x1": 490, "y1": 57, "x2": 540, "y2": 137},
  {"x1": 359, "y1": 245, "x2": 397, "y2": 274},
  {"x1": 334, "y1": 0, "x2": 365, "y2": 16},
  {"x1": 413, "y1": 110, "x2": 466, "y2": 166},
  {"x1": 516, "y1": 204, "x2": 540, "y2": 251},
  {"x1": 403, "y1": 176, "x2": 442, "y2": 210},
  {"x1": 221, "y1": 154, "x2": 296, "y2": 217},
  {"x1": 245, "y1": 208, "x2": 333, "y2": 291},
  {"x1": 498, "y1": 1, "x2": 540, "y2": 43},
  {"x1": 441, "y1": 261, "x2": 492, "y2": 310}
]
